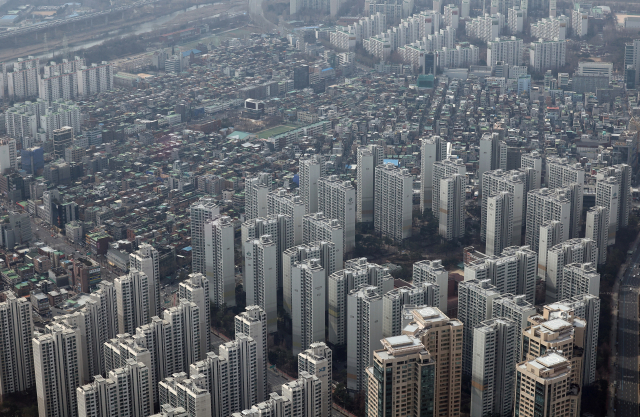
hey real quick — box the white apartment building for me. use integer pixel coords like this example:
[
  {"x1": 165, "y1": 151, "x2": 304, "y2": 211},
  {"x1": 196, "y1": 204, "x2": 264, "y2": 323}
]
[
  {"x1": 328, "y1": 259, "x2": 393, "y2": 345},
  {"x1": 538, "y1": 220, "x2": 564, "y2": 278},
  {"x1": 330, "y1": 29, "x2": 357, "y2": 51},
  {"x1": 485, "y1": 192, "x2": 513, "y2": 256},
  {"x1": 204, "y1": 216, "x2": 236, "y2": 307},
  {"x1": 357, "y1": 144, "x2": 384, "y2": 222},
  {"x1": 5, "y1": 103, "x2": 40, "y2": 141},
  {"x1": 471, "y1": 318, "x2": 517, "y2": 417},
  {"x1": 525, "y1": 188, "x2": 571, "y2": 252},
  {"x1": 302, "y1": 212, "x2": 344, "y2": 267},
  {"x1": 548, "y1": 294, "x2": 600, "y2": 384},
  {"x1": 299, "y1": 155, "x2": 325, "y2": 214},
  {"x1": 283, "y1": 241, "x2": 337, "y2": 314},
  {"x1": 382, "y1": 283, "x2": 440, "y2": 337},
  {"x1": 245, "y1": 172, "x2": 271, "y2": 221},
  {"x1": 190, "y1": 197, "x2": 220, "y2": 274},
  {"x1": 0, "y1": 137, "x2": 17, "y2": 174},
  {"x1": 291, "y1": 258, "x2": 326, "y2": 355},
  {"x1": 458, "y1": 279, "x2": 501, "y2": 374},
  {"x1": 318, "y1": 175, "x2": 356, "y2": 252},
  {"x1": 466, "y1": 13, "x2": 504, "y2": 43},
  {"x1": 595, "y1": 176, "x2": 620, "y2": 246},
  {"x1": 435, "y1": 44, "x2": 480, "y2": 69},
  {"x1": 115, "y1": 270, "x2": 152, "y2": 335},
  {"x1": 492, "y1": 293, "x2": 536, "y2": 362},
  {"x1": 530, "y1": 15, "x2": 568, "y2": 40},
  {"x1": 433, "y1": 156, "x2": 466, "y2": 214},
  {"x1": 242, "y1": 214, "x2": 294, "y2": 290},
  {"x1": 268, "y1": 188, "x2": 306, "y2": 245},
  {"x1": 545, "y1": 238, "x2": 597, "y2": 303},
  {"x1": 33, "y1": 323, "x2": 84, "y2": 417},
  {"x1": 507, "y1": 6, "x2": 524, "y2": 33},
  {"x1": 0, "y1": 292, "x2": 35, "y2": 395},
  {"x1": 439, "y1": 173, "x2": 466, "y2": 240},
  {"x1": 530, "y1": 38, "x2": 566, "y2": 71},
  {"x1": 190, "y1": 334, "x2": 259, "y2": 417},
  {"x1": 596, "y1": 164, "x2": 632, "y2": 239},
  {"x1": 347, "y1": 285, "x2": 384, "y2": 392},
  {"x1": 129, "y1": 243, "x2": 161, "y2": 318},
  {"x1": 420, "y1": 136, "x2": 449, "y2": 213},
  {"x1": 103, "y1": 335, "x2": 154, "y2": 401},
  {"x1": 443, "y1": 4, "x2": 459, "y2": 29},
  {"x1": 412, "y1": 259, "x2": 449, "y2": 312},
  {"x1": 481, "y1": 169, "x2": 526, "y2": 247},
  {"x1": 77, "y1": 360, "x2": 152, "y2": 417},
  {"x1": 479, "y1": 133, "x2": 507, "y2": 185},
  {"x1": 159, "y1": 373, "x2": 212, "y2": 417},
  {"x1": 235, "y1": 306, "x2": 268, "y2": 403},
  {"x1": 39, "y1": 100, "x2": 82, "y2": 142},
  {"x1": 561, "y1": 262, "x2": 600, "y2": 300},
  {"x1": 76, "y1": 62, "x2": 114, "y2": 97},
  {"x1": 521, "y1": 151, "x2": 543, "y2": 191},
  {"x1": 585, "y1": 206, "x2": 608, "y2": 264},
  {"x1": 487, "y1": 36, "x2": 523, "y2": 67},
  {"x1": 179, "y1": 273, "x2": 211, "y2": 364},
  {"x1": 244, "y1": 235, "x2": 278, "y2": 333},
  {"x1": 374, "y1": 164, "x2": 413, "y2": 242},
  {"x1": 572, "y1": 9, "x2": 588, "y2": 37},
  {"x1": 7, "y1": 65, "x2": 39, "y2": 100},
  {"x1": 298, "y1": 343, "x2": 333, "y2": 417}
]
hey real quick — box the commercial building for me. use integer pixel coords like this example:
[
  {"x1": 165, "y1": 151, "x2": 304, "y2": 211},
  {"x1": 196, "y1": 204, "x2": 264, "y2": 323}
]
[
  {"x1": 374, "y1": 163, "x2": 413, "y2": 242},
  {"x1": 366, "y1": 335, "x2": 436, "y2": 417},
  {"x1": 52, "y1": 126, "x2": 73, "y2": 159}
]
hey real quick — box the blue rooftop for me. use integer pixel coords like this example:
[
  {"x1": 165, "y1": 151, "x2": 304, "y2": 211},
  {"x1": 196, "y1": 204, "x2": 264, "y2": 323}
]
[
  {"x1": 1, "y1": 15, "x2": 18, "y2": 20},
  {"x1": 383, "y1": 159, "x2": 399, "y2": 166},
  {"x1": 182, "y1": 49, "x2": 201, "y2": 57}
]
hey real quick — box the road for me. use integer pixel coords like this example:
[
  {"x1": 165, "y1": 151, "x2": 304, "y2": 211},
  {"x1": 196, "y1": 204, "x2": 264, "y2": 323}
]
[{"x1": 616, "y1": 245, "x2": 640, "y2": 417}]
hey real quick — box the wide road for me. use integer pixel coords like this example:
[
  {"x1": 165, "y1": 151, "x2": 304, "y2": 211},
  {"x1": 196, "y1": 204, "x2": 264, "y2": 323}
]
[{"x1": 617, "y1": 247, "x2": 640, "y2": 417}]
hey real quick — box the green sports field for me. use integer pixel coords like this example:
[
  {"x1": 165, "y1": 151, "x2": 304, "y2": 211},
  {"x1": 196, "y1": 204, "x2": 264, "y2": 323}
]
[{"x1": 257, "y1": 125, "x2": 297, "y2": 139}]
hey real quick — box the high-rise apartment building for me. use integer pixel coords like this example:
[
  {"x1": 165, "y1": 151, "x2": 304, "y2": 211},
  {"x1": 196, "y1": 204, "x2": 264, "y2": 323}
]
[
  {"x1": 544, "y1": 238, "x2": 597, "y2": 303},
  {"x1": 318, "y1": 175, "x2": 356, "y2": 252},
  {"x1": 402, "y1": 307, "x2": 463, "y2": 417},
  {"x1": 471, "y1": 318, "x2": 517, "y2": 417},
  {"x1": 466, "y1": 13, "x2": 504, "y2": 43},
  {"x1": 268, "y1": 188, "x2": 306, "y2": 245},
  {"x1": 420, "y1": 136, "x2": 449, "y2": 213},
  {"x1": 366, "y1": 335, "x2": 436, "y2": 417},
  {"x1": 561, "y1": 263, "x2": 600, "y2": 300},
  {"x1": 485, "y1": 191, "x2": 513, "y2": 255},
  {"x1": 481, "y1": 169, "x2": 526, "y2": 247},
  {"x1": 180, "y1": 273, "x2": 211, "y2": 363},
  {"x1": 433, "y1": 157, "x2": 466, "y2": 217},
  {"x1": 129, "y1": 243, "x2": 161, "y2": 319},
  {"x1": 374, "y1": 163, "x2": 413, "y2": 242},
  {"x1": 514, "y1": 353, "x2": 581, "y2": 417},
  {"x1": 235, "y1": 306, "x2": 268, "y2": 403},
  {"x1": 357, "y1": 144, "x2": 384, "y2": 222},
  {"x1": 298, "y1": 342, "x2": 333, "y2": 417},
  {"x1": 479, "y1": 133, "x2": 507, "y2": 185},
  {"x1": 299, "y1": 155, "x2": 325, "y2": 214},
  {"x1": 302, "y1": 212, "x2": 344, "y2": 267},
  {"x1": 115, "y1": 270, "x2": 152, "y2": 335},
  {"x1": 492, "y1": 293, "x2": 536, "y2": 362},
  {"x1": 547, "y1": 294, "x2": 600, "y2": 385},
  {"x1": 439, "y1": 174, "x2": 466, "y2": 240},
  {"x1": 245, "y1": 172, "x2": 271, "y2": 220},
  {"x1": 244, "y1": 235, "x2": 278, "y2": 333},
  {"x1": 0, "y1": 292, "x2": 35, "y2": 395},
  {"x1": 159, "y1": 372, "x2": 212, "y2": 417},
  {"x1": 487, "y1": 36, "x2": 523, "y2": 66},
  {"x1": 291, "y1": 258, "x2": 325, "y2": 355},
  {"x1": 283, "y1": 241, "x2": 337, "y2": 315},
  {"x1": 597, "y1": 164, "x2": 632, "y2": 234},
  {"x1": 538, "y1": 220, "x2": 564, "y2": 278},
  {"x1": 242, "y1": 214, "x2": 294, "y2": 290},
  {"x1": 77, "y1": 359, "x2": 152, "y2": 417},
  {"x1": 458, "y1": 279, "x2": 501, "y2": 374},
  {"x1": 204, "y1": 215, "x2": 236, "y2": 307},
  {"x1": 33, "y1": 323, "x2": 84, "y2": 417},
  {"x1": 0, "y1": 137, "x2": 17, "y2": 174},
  {"x1": 412, "y1": 260, "x2": 449, "y2": 312},
  {"x1": 382, "y1": 283, "x2": 440, "y2": 337},
  {"x1": 76, "y1": 62, "x2": 114, "y2": 97},
  {"x1": 520, "y1": 151, "x2": 543, "y2": 190},
  {"x1": 190, "y1": 197, "x2": 220, "y2": 274},
  {"x1": 585, "y1": 206, "x2": 609, "y2": 264},
  {"x1": 328, "y1": 259, "x2": 393, "y2": 345},
  {"x1": 525, "y1": 188, "x2": 571, "y2": 252},
  {"x1": 347, "y1": 285, "x2": 384, "y2": 392},
  {"x1": 529, "y1": 38, "x2": 566, "y2": 71}
]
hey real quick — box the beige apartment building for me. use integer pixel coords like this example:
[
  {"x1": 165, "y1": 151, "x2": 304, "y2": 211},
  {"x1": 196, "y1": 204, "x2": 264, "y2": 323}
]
[{"x1": 514, "y1": 352, "x2": 581, "y2": 417}]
